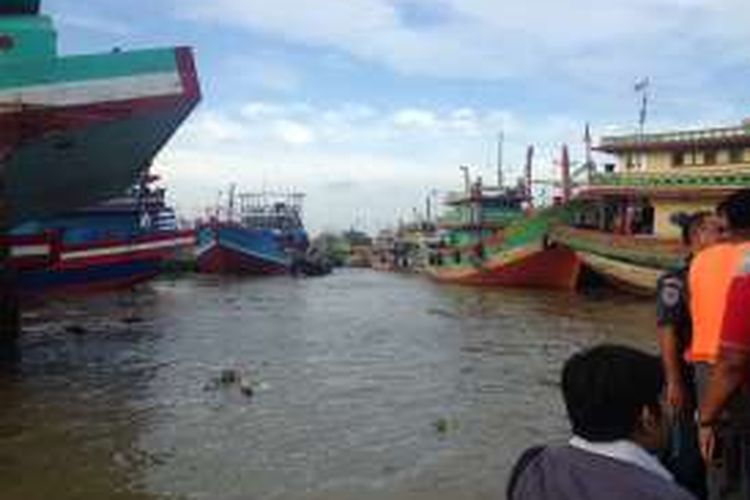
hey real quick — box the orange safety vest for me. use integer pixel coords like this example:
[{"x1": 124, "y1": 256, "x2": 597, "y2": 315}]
[{"x1": 688, "y1": 241, "x2": 750, "y2": 363}]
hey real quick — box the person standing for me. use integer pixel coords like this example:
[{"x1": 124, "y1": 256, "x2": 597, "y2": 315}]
[
  {"x1": 690, "y1": 189, "x2": 750, "y2": 499},
  {"x1": 658, "y1": 212, "x2": 724, "y2": 498},
  {"x1": 507, "y1": 345, "x2": 694, "y2": 500}
]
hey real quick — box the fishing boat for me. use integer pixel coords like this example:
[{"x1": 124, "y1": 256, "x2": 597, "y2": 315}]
[
  {"x1": 372, "y1": 222, "x2": 438, "y2": 272},
  {"x1": 425, "y1": 149, "x2": 580, "y2": 289},
  {"x1": 550, "y1": 119, "x2": 750, "y2": 294},
  {"x1": 196, "y1": 189, "x2": 310, "y2": 275},
  {"x1": 0, "y1": 0, "x2": 200, "y2": 225},
  {"x1": 6, "y1": 176, "x2": 194, "y2": 293}
]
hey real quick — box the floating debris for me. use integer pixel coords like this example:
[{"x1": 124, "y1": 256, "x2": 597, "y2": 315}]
[
  {"x1": 121, "y1": 316, "x2": 144, "y2": 325},
  {"x1": 432, "y1": 417, "x2": 459, "y2": 436},
  {"x1": 205, "y1": 368, "x2": 259, "y2": 399},
  {"x1": 219, "y1": 368, "x2": 239, "y2": 385},
  {"x1": 426, "y1": 308, "x2": 459, "y2": 319},
  {"x1": 64, "y1": 324, "x2": 88, "y2": 335},
  {"x1": 239, "y1": 380, "x2": 254, "y2": 398}
]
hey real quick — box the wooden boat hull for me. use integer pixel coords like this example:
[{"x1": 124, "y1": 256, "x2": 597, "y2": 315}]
[
  {"x1": 575, "y1": 250, "x2": 662, "y2": 296},
  {"x1": 195, "y1": 225, "x2": 292, "y2": 276},
  {"x1": 549, "y1": 227, "x2": 683, "y2": 295},
  {"x1": 0, "y1": 45, "x2": 201, "y2": 224},
  {"x1": 5, "y1": 230, "x2": 194, "y2": 294},
  {"x1": 427, "y1": 243, "x2": 581, "y2": 290}
]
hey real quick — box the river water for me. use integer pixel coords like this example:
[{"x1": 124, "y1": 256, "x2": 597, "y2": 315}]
[{"x1": 0, "y1": 270, "x2": 657, "y2": 500}]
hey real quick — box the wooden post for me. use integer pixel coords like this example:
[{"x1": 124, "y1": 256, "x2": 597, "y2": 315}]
[{"x1": 0, "y1": 159, "x2": 19, "y2": 346}]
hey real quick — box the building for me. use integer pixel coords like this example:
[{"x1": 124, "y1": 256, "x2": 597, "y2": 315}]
[{"x1": 584, "y1": 119, "x2": 750, "y2": 239}]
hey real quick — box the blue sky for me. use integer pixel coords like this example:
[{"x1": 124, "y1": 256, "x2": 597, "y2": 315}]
[{"x1": 45, "y1": 0, "x2": 750, "y2": 233}]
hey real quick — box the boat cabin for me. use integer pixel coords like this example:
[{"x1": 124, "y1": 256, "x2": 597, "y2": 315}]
[
  {"x1": 575, "y1": 119, "x2": 750, "y2": 239},
  {"x1": 438, "y1": 178, "x2": 528, "y2": 231},
  {"x1": 0, "y1": 0, "x2": 56, "y2": 63},
  {"x1": 238, "y1": 192, "x2": 305, "y2": 232}
]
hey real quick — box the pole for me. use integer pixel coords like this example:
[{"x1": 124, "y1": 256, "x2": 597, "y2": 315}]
[
  {"x1": 561, "y1": 144, "x2": 572, "y2": 203},
  {"x1": 0, "y1": 157, "x2": 19, "y2": 347},
  {"x1": 497, "y1": 131, "x2": 504, "y2": 188},
  {"x1": 635, "y1": 77, "x2": 650, "y2": 170},
  {"x1": 525, "y1": 145, "x2": 534, "y2": 206},
  {"x1": 0, "y1": 101, "x2": 23, "y2": 347},
  {"x1": 584, "y1": 122, "x2": 594, "y2": 183},
  {"x1": 460, "y1": 165, "x2": 470, "y2": 194}
]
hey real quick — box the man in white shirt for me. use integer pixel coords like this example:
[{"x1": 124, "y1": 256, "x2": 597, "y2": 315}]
[{"x1": 508, "y1": 344, "x2": 696, "y2": 500}]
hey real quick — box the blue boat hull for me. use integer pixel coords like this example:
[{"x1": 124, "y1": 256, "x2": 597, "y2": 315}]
[
  {"x1": 19, "y1": 257, "x2": 162, "y2": 293},
  {"x1": 195, "y1": 225, "x2": 294, "y2": 275}
]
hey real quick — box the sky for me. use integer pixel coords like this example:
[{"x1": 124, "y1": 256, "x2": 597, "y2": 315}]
[{"x1": 44, "y1": 0, "x2": 750, "y2": 234}]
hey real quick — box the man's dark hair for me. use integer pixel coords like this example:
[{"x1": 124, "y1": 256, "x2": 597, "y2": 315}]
[
  {"x1": 671, "y1": 211, "x2": 712, "y2": 245},
  {"x1": 719, "y1": 189, "x2": 750, "y2": 231},
  {"x1": 684, "y1": 211, "x2": 713, "y2": 246},
  {"x1": 561, "y1": 344, "x2": 664, "y2": 442}
]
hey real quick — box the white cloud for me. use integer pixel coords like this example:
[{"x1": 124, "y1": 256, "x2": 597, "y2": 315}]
[
  {"x1": 392, "y1": 108, "x2": 438, "y2": 130},
  {"x1": 177, "y1": 0, "x2": 750, "y2": 87},
  {"x1": 156, "y1": 101, "x2": 605, "y2": 232},
  {"x1": 272, "y1": 119, "x2": 316, "y2": 145},
  {"x1": 241, "y1": 102, "x2": 286, "y2": 119},
  {"x1": 184, "y1": 111, "x2": 249, "y2": 143},
  {"x1": 224, "y1": 55, "x2": 303, "y2": 93}
]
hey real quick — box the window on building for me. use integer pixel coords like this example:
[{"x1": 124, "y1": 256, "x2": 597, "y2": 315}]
[
  {"x1": 704, "y1": 149, "x2": 717, "y2": 165},
  {"x1": 625, "y1": 153, "x2": 634, "y2": 169},
  {"x1": 729, "y1": 147, "x2": 745, "y2": 164},
  {"x1": 672, "y1": 152, "x2": 684, "y2": 167}
]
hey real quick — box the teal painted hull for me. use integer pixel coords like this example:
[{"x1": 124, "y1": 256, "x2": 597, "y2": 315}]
[
  {"x1": 0, "y1": 7, "x2": 200, "y2": 224},
  {"x1": 6, "y1": 98, "x2": 196, "y2": 224}
]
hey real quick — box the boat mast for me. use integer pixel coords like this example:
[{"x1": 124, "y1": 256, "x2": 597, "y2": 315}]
[
  {"x1": 497, "y1": 131, "x2": 504, "y2": 188},
  {"x1": 561, "y1": 145, "x2": 572, "y2": 203},
  {"x1": 227, "y1": 183, "x2": 236, "y2": 222},
  {"x1": 460, "y1": 165, "x2": 470, "y2": 194},
  {"x1": 635, "y1": 77, "x2": 650, "y2": 170},
  {"x1": 584, "y1": 122, "x2": 595, "y2": 183},
  {"x1": 525, "y1": 145, "x2": 534, "y2": 206},
  {"x1": 425, "y1": 194, "x2": 431, "y2": 224}
]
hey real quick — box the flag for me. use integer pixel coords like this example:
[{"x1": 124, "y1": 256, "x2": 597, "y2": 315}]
[{"x1": 634, "y1": 77, "x2": 649, "y2": 92}]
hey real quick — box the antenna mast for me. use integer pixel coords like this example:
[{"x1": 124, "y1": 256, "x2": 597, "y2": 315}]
[
  {"x1": 584, "y1": 122, "x2": 594, "y2": 182},
  {"x1": 497, "y1": 131, "x2": 504, "y2": 188},
  {"x1": 525, "y1": 145, "x2": 534, "y2": 205},
  {"x1": 635, "y1": 77, "x2": 650, "y2": 169}
]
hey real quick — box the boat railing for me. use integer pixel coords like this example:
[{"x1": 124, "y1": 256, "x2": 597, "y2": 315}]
[
  {"x1": 599, "y1": 124, "x2": 750, "y2": 149},
  {"x1": 588, "y1": 167, "x2": 750, "y2": 188},
  {"x1": 550, "y1": 226, "x2": 686, "y2": 267}
]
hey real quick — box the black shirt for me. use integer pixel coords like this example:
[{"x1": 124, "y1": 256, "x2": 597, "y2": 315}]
[{"x1": 656, "y1": 263, "x2": 691, "y2": 355}]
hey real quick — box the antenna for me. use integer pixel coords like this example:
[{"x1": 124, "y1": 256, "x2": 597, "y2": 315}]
[
  {"x1": 634, "y1": 77, "x2": 650, "y2": 169},
  {"x1": 459, "y1": 165, "x2": 470, "y2": 194},
  {"x1": 525, "y1": 145, "x2": 534, "y2": 205},
  {"x1": 497, "y1": 130, "x2": 504, "y2": 188},
  {"x1": 584, "y1": 122, "x2": 595, "y2": 182},
  {"x1": 561, "y1": 145, "x2": 572, "y2": 203}
]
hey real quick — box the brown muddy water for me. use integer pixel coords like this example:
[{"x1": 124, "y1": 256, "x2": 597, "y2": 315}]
[{"x1": 0, "y1": 269, "x2": 657, "y2": 500}]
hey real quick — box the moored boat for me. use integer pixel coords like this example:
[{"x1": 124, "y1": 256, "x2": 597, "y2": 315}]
[
  {"x1": 6, "y1": 177, "x2": 194, "y2": 293},
  {"x1": 196, "y1": 190, "x2": 309, "y2": 275},
  {"x1": 550, "y1": 119, "x2": 750, "y2": 294},
  {"x1": 0, "y1": 0, "x2": 200, "y2": 224},
  {"x1": 425, "y1": 160, "x2": 580, "y2": 290}
]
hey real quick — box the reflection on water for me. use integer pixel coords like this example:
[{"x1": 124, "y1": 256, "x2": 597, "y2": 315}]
[{"x1": 0, "y1": 270, "x2": 656, "y2": 499}]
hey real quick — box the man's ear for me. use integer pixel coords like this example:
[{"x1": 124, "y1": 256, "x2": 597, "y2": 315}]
[
  {"x1": 638, "y1": 403, "x2": 664, "y2": 435},
  {"x1": 640, "y1": 405, "x2": 658, "y2": 430}
]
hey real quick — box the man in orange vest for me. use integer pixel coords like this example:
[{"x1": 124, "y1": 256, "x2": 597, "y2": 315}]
[
  {"x1": 692, "y1": 189, "x2": 750, "y2": 499},
  {"x1": 658, "y1": 211, "x2": 723, "y2": 498}
]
